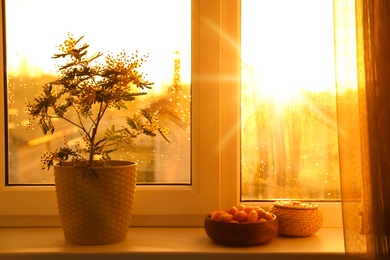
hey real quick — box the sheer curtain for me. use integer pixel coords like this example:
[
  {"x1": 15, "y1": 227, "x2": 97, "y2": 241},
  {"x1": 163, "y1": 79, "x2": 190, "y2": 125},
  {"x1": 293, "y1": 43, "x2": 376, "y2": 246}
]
[{"x1": 337, "y1": 0, "x2": 390, "y2": 259}]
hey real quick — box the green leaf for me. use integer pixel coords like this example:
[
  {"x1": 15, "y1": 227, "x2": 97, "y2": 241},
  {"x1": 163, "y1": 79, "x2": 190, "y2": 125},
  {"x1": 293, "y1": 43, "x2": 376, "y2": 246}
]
[
  {"x1": 126, "y1": 115, "x2": 142, "y2": 131},
  {"x1": 39, "y1": 117, "x2": 55, "y2": 135},
  {"x1": 122, "y1": 91, "x2": 147, "y2": 101}
]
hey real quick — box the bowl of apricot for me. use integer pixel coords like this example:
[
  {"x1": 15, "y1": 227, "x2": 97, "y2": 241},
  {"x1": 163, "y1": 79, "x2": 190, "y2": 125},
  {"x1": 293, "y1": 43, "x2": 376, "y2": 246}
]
[{"x1": 204, "y1": 204, "x2": 279, "y2": 246}]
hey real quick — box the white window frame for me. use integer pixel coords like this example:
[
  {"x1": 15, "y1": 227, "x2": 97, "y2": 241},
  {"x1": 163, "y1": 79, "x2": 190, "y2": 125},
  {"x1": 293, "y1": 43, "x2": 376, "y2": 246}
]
[{"x1": 0, "y1": 0, "x2": 342, "y2": 227}]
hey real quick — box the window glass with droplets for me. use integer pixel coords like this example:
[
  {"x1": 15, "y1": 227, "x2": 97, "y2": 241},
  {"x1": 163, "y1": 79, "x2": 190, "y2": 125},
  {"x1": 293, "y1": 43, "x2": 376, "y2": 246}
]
[
  {"x1": 240, "y1": 0, "x2": 351, "y2": 201},
  {"x1": 5, "y1": 0, "x2": 191, "y2": 185}
]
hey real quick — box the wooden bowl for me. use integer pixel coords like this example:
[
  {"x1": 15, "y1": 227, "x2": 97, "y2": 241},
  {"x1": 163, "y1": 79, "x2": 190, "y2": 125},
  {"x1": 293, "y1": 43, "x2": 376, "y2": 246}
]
[{"x1": 204, "y1": 214, "x2": 279, "y2": 246}]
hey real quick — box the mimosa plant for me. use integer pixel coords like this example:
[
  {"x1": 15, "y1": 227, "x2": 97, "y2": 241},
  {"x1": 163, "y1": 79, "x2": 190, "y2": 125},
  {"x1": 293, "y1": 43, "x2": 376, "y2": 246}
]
[{"x1": 26, "y1": 34, "x2": 169, "y2": 171}]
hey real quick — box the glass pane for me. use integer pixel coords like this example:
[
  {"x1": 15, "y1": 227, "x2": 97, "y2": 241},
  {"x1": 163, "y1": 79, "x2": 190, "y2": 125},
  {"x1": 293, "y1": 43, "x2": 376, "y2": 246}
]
[
  {"x1": 6, "y1": 0, "x2": 191, "y2": 185},
  {"x1": 241, "y1": 0, "x2": 341, "y2": 200}
]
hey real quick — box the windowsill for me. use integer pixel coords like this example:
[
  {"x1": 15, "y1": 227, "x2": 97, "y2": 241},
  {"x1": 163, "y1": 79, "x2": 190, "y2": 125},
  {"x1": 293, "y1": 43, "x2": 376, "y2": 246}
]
[{"x1": 0, "y1": 227, "x2": 344, "y2": 260}]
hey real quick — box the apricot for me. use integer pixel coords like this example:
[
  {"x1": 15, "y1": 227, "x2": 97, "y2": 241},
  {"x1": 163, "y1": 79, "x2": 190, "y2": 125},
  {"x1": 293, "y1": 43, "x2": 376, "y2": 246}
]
[
  {"x1": 247, "y1": 210, "x2": 259, "y2": 223},
  {"x1": 237, "y1": 204, "x2": 246, "y2": 211},
  {"x1": 220, "y1": 213, "x2": 234, "y2": 222},
  {"x1": 226, "y1": 206, "x2": 238, "y2": 216},
  {"x1": 211, "y1": 210, "x2": 225, "y2": 221},
  {"x1": 265, "y1": 212, "x2": 274, "y2": 220},
  {"x1": 208, "y1": 204, "x2": 274, "y2": 223},
  {"x1": 255, "y1": 208, "x2": 267, "y2": 219},
  {"x1": 234, "y1": 210, "x2": 248, "y2": 222},
  {"x1": 243, "y1": 206, "x2": 255, "y2": 214}
]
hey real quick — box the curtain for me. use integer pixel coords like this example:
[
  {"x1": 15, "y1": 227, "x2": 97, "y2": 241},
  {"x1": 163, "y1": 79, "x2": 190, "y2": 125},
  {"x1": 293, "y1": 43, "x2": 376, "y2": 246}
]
[{"x1": 337, "y1": 0, "x2": 390, "y2": 259}]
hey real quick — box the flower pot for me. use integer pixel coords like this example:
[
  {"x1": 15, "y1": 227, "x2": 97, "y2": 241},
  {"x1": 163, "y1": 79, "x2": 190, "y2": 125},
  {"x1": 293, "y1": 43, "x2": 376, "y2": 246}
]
[{"x1": 54, "y1": 160, "x2": 137, "y2": 245}]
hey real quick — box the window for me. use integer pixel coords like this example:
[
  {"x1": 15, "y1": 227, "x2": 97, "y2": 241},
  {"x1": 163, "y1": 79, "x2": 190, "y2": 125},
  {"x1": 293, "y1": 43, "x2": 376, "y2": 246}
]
[
  {"x1": 241, "y1": 0, "x2": 344, "y2": 201},
  {"x1": 1, "y1": 0, "x2": 239, "y2": 227},
  {"x1": 5, "y1": 0, "x2": 191, "y2": 185},
  {"x1": 1, "y1": 0, "x2": 345, "y2": 227}
]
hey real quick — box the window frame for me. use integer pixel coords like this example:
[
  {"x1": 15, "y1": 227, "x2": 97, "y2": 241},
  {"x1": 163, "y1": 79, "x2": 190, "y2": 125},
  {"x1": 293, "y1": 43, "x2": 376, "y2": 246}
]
[
  {"x1": 0, "y1": 0, "x2": 241, "y2": 227},
  {"x1": 0, "y1": 0, "x2": 342, "y2": 228}
]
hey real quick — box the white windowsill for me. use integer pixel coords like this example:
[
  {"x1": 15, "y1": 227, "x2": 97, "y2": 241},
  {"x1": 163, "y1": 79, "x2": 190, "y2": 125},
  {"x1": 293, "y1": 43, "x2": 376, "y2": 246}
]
[{"x1": 0, "y1": 227, "x2": 344, "y2": 260}]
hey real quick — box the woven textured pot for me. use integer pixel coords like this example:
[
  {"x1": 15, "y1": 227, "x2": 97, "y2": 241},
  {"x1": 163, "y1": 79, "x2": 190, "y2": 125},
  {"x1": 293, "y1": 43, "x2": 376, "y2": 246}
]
[
  {"x1": 54, "y1": 160, "x2": 137, "y2": 245},
  {"x1": 268, "y1": 201, "x2": 323, "y2": 237}
]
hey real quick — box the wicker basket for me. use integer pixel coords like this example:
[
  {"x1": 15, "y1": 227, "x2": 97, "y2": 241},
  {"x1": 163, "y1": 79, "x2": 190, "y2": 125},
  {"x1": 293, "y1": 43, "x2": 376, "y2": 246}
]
[
  {"x1": 268, "y1": 201, "x2": 323, "y2": 237},
  {"x1": 54, "y1": 161, "x2": 137, "y2": 245}
]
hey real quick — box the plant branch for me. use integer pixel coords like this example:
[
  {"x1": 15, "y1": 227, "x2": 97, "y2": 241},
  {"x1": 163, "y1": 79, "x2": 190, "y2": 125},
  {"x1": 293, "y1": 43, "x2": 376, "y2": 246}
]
[{"x1": 27, "y1": 34, "x2": 170, "y2": 170}]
